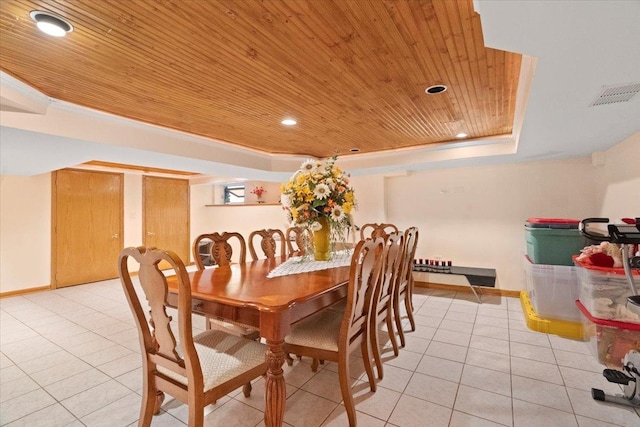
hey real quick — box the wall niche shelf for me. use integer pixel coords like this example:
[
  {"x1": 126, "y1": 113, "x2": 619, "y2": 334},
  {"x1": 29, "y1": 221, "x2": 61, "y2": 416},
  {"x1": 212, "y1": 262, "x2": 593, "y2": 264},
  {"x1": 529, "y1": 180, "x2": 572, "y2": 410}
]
[{"x1": 205, "y1": 203, "x2": 281, "y2": 207}]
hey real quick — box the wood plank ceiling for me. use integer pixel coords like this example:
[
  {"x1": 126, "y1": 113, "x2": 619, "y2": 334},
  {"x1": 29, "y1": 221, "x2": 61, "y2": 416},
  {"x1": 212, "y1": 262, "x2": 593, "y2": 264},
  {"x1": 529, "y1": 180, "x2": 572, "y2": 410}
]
[{"x1": 0, "y1": 0, "x2": 522, "y2": 159}]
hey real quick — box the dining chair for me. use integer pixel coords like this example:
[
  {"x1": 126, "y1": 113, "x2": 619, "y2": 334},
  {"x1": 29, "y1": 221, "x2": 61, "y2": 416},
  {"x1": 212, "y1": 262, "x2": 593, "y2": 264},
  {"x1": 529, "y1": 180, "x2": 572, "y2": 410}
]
[
  {"x1": 359, "y1": 222, "x2": 399, "y2": 240},
  {"x1": 393, "y1": 226, "x2": 419, "y2": 347},
  {"x1": 285, "y1": 226, "x2": 309, "y2": 257},
  {"x1": 118, "y1": 246, "x2": 267, "y2": 427},
  {"x1": 192, "y1": 232, "x2": 247, "y2": 270},
  {"x1": 369, "y1": 231, "x2": 404, "y2": 379},
  {"x1": 191, "y1": 232, "x2": 258, "y2": 340},
  {"x1": 248, "y1": 228, "x2": 286, "y2": 260},
  {"x1": 283, "y1": 237, "x2": 385, "y2": 427}
]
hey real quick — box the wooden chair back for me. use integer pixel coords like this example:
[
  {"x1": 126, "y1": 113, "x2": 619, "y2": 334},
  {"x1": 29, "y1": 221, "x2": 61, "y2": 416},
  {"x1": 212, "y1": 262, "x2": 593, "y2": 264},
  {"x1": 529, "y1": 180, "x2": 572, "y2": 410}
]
[
  {"x1": 192, "y1": 232, "x2": 246, "y2": 270},
  {"x1": 285, "y1": 226, "x2": 309, "y2": 256},
  {"x1": 341, "y1": 237, "x2": 385, "y2": 356},
  {"x1": 118, "y1": 246, "x2": 266, "y2": 426},
  {"x1": 393, "y1": 226, "x2": 419, "y2": 347},
  {"x1": 248, "y1": 228, "x2": 286, "y2": 260},
  {"x1": 370, "y1": 231, "x2": 404, "y2": 377},
  {"x1": 360, "y1": 222, "x2": 399, "y2": 240}
]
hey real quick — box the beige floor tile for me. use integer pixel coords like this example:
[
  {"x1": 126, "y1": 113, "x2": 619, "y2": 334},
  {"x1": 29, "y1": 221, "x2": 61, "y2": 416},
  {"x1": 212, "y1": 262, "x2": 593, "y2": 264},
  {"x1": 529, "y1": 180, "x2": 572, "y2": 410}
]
[
  {"x1": 404, "y1": 372, "x2": 458, "y2": 408},
  {"x1": 384, "y1": 347, "x2": 423, "y2": 371},
  {"x1": 433, "y1": 328, "x2": 472, "y2": 347},
  {"x1": 0, "y1": 375, "x2": 40, "y2": 403},
  {"x1": 439, "y1": 318, "x2": 476, "y2": 334},
  {"x1": 449, "y1": 410, "x2": 507, "y2": 426},
  {"x1": 374, "y1": 363, "x2": 413, "y2": 393},
  {"x1": 454, "y1": 385, "x2": 513, "y2": 426},
  {"x1": 465, "y1": 348, "x2": 511, "y2": 374},
  {"x1": 203, "y1": 399, "x2": 265, "y2": 427},
  {"x1": 476, "y1": 315, "x2": 510, "y2": 329},
  {"x1": 301, "y1": 368, "x2": 355, "y2": 403},
  {"x1": 321, "y1": 404, "x2": 386, "y2": 427},
  {"x1": 44, "y1": 368, "x2": 111, "y2": 401},
  {"x1": 0, "y1": 389, "x2": 57, "y2": 425},
  {"x1": 80, "y1": 392, "x2": 140, "y2": 427},
  {"x1": 30, "y1": 359, "x2": 93, "y2": 387},
  {"x1": 508, "y1": 329, "x2": 551, "y2": 347},
  {"x1": 416, "y1": 354, "x2": 464, "y2": 383},
  {"x1": 566, "y1": 387, "x2": 640, "y2": 427},
  {"x1": 283, "y1": 389, "x2": 338, "y2": 427},
  {"x1": 509, "y1": 341, "x2": 555, "y2": 364},
  {"x1": 512, "y1": 398, "x2": 578, "y2": 427},
  {"x1": 3, "y1": 403, "x2": 77, "y2": 427},
  {"x1": 510, "y1": 356, "x2": 563, "y2": 385},
  {"x1": 388, "y1": 394, "x2": 452, "y2": 427},
  {"x1": 461, "y1": 365, "x2": 511, "y2": 397},
  {"x1": 426, "y1": 341, "x2": 468, "y2": 363},
  {"x1": 472, "y1": 324, "x2": 510, "y2": 341},
  {"x1": 511, "y1": 375, "x2": 572, "y2": 412},
  {"x1": 60, "y1": 379, "x2": 133, "y2": 418},
  {"x1": 351, "y1": 380, "x2": 401, "y2": 420},
  {"x1": 469, "y1": 335, "x2": 510, "y2": 356},
  {"x1": 559, "y1": 365, "x2": 621, "y2": 394}
]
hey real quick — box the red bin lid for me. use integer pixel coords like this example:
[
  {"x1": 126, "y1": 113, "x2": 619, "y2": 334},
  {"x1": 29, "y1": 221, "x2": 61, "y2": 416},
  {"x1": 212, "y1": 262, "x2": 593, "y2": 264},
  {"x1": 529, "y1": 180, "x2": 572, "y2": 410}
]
[{"x1": 526, "y1": 218, "x2": 581, "y2": 224}]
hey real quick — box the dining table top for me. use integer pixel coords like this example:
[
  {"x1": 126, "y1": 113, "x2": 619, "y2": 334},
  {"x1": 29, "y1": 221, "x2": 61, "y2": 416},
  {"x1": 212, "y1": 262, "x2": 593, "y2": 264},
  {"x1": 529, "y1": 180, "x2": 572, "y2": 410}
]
[{"x1": 166, "y1": 255, "x2": 352, "y2": 313}]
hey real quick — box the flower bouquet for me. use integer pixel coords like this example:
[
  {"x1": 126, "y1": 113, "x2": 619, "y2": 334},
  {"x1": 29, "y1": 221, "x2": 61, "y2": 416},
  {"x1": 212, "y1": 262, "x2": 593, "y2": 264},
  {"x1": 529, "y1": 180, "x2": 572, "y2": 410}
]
[{"x1": 280, "y1": 156, "x2": 356, "y2": 260}]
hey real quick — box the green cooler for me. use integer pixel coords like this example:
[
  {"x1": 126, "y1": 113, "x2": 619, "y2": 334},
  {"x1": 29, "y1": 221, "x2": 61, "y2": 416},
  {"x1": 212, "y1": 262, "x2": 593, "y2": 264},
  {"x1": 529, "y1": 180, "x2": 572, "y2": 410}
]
[{"x1": 525, "y1": 218, "x2": 587, "y2": 266}]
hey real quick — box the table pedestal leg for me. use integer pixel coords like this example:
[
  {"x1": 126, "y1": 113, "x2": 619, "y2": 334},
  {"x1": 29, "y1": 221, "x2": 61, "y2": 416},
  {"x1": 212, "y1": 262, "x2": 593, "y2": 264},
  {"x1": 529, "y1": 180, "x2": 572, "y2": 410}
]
[{"x1": 264, "y1": 339, "x2": 286, "y2": 427}]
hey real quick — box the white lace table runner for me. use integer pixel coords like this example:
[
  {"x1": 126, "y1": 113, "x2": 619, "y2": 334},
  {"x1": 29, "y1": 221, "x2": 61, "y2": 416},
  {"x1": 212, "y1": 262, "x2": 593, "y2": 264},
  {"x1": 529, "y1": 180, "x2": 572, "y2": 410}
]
[{"x1": 267, "y1": 250, "x2": 353, "y2": 278}]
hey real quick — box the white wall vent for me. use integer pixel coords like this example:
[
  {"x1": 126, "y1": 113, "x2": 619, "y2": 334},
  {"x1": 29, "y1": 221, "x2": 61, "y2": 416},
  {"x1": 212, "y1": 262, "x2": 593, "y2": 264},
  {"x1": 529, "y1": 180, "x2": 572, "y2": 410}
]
[{"x1": 590, "y1": 82, "x2": 640, "y2": 106}]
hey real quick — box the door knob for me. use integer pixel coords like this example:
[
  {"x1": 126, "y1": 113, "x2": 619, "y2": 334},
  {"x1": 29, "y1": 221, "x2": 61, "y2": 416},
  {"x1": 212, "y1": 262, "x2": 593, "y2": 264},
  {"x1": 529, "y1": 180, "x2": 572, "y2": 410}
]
[
  {"x1": 111, "y1": 233, "x2": 119, "y2": 239},
  {"x1": 146, "y1": 231, "x2": 155, "y2": 236}
]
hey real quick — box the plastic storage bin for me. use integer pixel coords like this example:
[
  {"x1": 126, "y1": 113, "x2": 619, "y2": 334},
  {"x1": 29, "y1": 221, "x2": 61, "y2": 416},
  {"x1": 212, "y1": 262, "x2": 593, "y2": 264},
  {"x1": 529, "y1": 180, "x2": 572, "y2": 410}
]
[
  {"x1": 525, "y1": 218, "x2": 586, "y2": 266},
  {"x1": 523, "y1": 255, "x2": 581, "y2": 321},
  {"x1": 574, "y1": 257, "x2": 640, "y2": 324},
  {"x1": 520, "y1": 292, "x2": 583, "y2": 339},
  {"x1": 576, "y1": 300, "x2": 640, "y2": 367}
]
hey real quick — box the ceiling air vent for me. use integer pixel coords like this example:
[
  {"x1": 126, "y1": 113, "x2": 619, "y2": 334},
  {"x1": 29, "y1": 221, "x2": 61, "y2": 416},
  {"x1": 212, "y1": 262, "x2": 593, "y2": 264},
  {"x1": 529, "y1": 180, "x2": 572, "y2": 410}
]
[{"x1": 590, "y1": 82, "x2": 640, "y2": 106}]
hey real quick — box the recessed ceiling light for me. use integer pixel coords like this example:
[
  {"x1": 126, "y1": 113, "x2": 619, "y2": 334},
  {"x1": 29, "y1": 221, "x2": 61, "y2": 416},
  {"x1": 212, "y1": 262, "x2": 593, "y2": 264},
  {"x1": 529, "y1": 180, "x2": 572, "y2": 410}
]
[
  {"x1": 456, "y1": 132, "x2": 468, "y2": 139},
  {"x1": 30, "y1": 11, "x2": 73, "y2": 37},
  {"x1": 349, "y1": 148, "x2": 360, "y2": 153},
  {"x1": 425, "y1": 85, "x2": 447, "y2": 94},
  {"x1": 281, "y1": 118, "x2": 297, "y2": 126}
]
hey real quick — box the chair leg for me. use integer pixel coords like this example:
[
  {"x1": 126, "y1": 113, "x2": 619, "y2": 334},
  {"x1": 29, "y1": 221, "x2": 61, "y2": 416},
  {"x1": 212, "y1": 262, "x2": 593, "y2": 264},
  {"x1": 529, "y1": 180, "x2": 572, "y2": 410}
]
[
  {"x1": 361, "y1": 335, "x2": 377, "y2": 392},
  {"x1": 404, "y1": 294, "x2": 416, "y2": 332},
  {"x1": 242, "y1": 382, "x2": 252, "y2": 397},
  {"x1": 338, "y1": 353, "x2": 357, "y2": 427},
  {"x1": 188, "y1": 403, "x2": 204, "y2": 427},
  {"x1": 205, "y1": 315, "x2": 212, "y2": 330},
  {"x1": 370, "y1": 317, "x2": 383, "y2": 380},
  {"x1": 385, "y1": 312, "x2": 399, "y2": 357},
  {"x1": 285, "y1": 353, "x2": 294, "y2": 366},
  {"x1": 393, "y1": 295, "x2": 406, "y2": 348},
  {"x1": 311, "y1": 358, "x2": 319, "y2": 372},
  {"x1": 138, "y1": 381, "x2": 156, "y2": 427}
]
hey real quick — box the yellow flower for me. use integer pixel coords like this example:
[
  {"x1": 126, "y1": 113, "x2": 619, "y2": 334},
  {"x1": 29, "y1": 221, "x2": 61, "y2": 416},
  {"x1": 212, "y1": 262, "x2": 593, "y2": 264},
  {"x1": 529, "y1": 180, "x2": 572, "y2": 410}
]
[
  {"x1": 344, "y1": 191, "x2": 354, "y2": 203},
  {"x1": 343, "y1": 202, "x2": 353, "y2": 214}
]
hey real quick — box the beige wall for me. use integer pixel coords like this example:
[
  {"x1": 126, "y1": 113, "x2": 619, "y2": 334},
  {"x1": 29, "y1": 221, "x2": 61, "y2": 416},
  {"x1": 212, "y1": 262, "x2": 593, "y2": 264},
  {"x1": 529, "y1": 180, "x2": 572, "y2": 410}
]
[
  {"x1": 1, "y1": 134, "x2": 638, "y2": 294},
  {"x1": 0, "y1": 173, "x2": 51, "y2": 293},
  {"x1": 594, "y1": 132, "x2": 640, "y2": 219}
]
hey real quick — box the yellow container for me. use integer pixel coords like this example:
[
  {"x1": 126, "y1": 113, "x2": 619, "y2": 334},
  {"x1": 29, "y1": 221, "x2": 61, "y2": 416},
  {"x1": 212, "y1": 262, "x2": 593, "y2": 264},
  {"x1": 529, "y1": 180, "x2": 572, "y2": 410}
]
[{"x1": 519, "y1": 291, "x2": 584, "y2": 340}]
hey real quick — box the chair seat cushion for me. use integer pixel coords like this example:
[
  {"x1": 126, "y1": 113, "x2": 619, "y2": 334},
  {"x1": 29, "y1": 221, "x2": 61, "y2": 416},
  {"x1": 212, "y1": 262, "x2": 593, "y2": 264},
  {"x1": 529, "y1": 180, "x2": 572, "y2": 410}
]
[
  {"x1": 158, "y1": 331, "x2": 265, "y2": 392},
  {"x1": 284, "y1": 309, "x2": 343, "y2": 352}
]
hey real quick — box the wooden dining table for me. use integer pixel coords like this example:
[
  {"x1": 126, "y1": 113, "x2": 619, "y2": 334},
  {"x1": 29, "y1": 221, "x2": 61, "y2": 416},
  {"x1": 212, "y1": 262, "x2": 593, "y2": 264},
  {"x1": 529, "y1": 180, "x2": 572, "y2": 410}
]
[{"x1": 166, "y1": 255, "x2": 351, "y2": 427}]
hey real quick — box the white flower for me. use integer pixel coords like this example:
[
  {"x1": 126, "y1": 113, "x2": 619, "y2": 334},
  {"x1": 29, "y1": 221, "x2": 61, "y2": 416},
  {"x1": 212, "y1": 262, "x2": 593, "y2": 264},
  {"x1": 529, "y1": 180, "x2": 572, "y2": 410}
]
[
  {"x1": 301, "y1": 159, "x2": 318, "y2": 173},
  {"x1": 310, "y1": 221, "x2": 323, "y2": 232},
  {"x1": 313, "y1": 183, "x2": 330, "y2": 199},
  {"x1": 280, "y1": 193, "x2": 291, "y2": 208},
  {"x1": 330, "y1": 206, "x2": 345, "y2": 222},
  {"x1": 325, "y1": 177, "x2": 335, "y2": 189}
]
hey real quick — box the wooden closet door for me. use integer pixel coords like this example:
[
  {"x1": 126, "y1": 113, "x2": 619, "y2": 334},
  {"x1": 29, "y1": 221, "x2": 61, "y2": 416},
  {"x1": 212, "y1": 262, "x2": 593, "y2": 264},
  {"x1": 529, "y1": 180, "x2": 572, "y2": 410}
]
[
  {"x1": 53, "y1": 169, "x2": 123, "y2": 287},
  {"x1": 143, "y1": 176, "x2": 190, "y2": 267}
]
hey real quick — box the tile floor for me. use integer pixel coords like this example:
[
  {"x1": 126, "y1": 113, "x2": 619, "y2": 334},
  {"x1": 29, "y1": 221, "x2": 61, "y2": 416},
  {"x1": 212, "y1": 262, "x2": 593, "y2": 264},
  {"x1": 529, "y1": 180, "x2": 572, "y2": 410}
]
[{"x1": 1, "y1": 278, "x2": 639, "y2": 427}]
